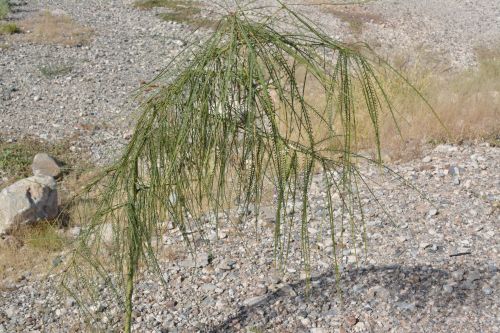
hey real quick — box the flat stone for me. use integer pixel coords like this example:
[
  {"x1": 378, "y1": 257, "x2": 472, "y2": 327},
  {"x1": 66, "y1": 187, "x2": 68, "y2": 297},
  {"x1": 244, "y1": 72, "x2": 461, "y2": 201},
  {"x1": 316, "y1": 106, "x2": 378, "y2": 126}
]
[
  {"x1": 179, "y1": 252, "x2": 210, "y2": 268},
  {"x1": 243, "y1": 295, "x2": 267, "y2": 307},
  {"x1": 32, "y1": 153, "x2": 62, "y2": 178}
]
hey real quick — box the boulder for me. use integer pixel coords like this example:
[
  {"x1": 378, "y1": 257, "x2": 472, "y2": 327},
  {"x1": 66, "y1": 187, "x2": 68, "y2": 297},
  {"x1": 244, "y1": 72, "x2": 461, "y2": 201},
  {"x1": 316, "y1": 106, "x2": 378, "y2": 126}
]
[
  {"x1": 0, "y1": 176, "x2": 58, "y2": 234},
  {"x1": 32, "y1": 153, "x2": 62, "y2": 178}
]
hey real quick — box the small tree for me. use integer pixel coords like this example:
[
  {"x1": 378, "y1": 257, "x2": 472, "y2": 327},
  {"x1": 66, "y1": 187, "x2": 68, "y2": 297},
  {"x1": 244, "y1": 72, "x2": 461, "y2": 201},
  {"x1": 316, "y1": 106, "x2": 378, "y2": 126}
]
[{"x1": 64, "y1": 4, "x2": 432, "y2": 332}]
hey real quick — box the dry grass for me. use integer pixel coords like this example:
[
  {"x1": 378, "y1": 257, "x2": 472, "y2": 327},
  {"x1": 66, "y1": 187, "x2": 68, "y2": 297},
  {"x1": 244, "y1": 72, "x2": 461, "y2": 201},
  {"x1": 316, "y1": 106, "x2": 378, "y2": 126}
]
[
  {"x1": 18, "y1": 10, "x2": 93, "y2": 46},
  {"x1": 0, "y1": 224, "x2": 67, "y2": 286},
  {"x1": 296, "y1": 47, "x2": 500, "y2": 162},
  {"x1": 372, "y1": 48, "x2": 500, "y2": 160},
  {"x1": 305, "y1": 1, "x2": 384, "y2": 36},
  {"x1": 134, "y1": 0, "x2": 215, "y2": 28}
]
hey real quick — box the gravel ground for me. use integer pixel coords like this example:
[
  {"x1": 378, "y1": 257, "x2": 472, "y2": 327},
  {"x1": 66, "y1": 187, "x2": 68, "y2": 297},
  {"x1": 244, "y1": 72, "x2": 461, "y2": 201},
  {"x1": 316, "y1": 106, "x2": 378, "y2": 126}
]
[
  {"x1": 0, "y1": 0, "x2": 499, "y2": 332},
  {"x1": 0, "y1": 143, "x2": 498, "y2": 332},
  {"x1": 1, "y1": 0, "x2": 499, "y2": 164}
]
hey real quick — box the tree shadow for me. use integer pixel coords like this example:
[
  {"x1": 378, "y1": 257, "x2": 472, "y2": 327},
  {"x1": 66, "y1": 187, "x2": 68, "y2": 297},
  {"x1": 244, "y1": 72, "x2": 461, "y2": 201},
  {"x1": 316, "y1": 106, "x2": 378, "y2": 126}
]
[{"x1": 202, "y1": 264, "x2": 496, "y2": 332}]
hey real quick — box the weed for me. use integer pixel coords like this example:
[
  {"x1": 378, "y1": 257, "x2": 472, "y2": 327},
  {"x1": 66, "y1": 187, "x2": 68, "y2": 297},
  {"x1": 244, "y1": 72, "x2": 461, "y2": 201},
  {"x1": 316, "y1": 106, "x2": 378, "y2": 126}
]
[
  {"x1": 39, "y1": 62, "x2": 73, "y2": 78},
  {"x1": 0, "y1": 0, "x2": 9, "y2": 20},
  {"x1": 0, "y1": 22, "x2": 20, "y2": 35}
]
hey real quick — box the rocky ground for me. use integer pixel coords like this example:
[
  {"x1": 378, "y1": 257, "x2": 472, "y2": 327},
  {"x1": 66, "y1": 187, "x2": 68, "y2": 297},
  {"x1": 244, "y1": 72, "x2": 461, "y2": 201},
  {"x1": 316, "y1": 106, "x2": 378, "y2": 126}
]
[
  {"x1": 1, "y1": 0, "x2": 499, "y2": 165},
  {"x1": 0, "y1": 0, "x2": 499, "y2": 332},
  {"x1": 0, "y1": 143, "x2": 498, "y2": 332}
]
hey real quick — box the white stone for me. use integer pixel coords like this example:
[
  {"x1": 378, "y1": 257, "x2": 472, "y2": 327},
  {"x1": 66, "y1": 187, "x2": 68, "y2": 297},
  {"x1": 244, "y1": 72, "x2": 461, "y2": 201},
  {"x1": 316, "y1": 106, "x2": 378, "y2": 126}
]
[
  {"x1": 0, "y1": 176, "x2": 58, "y2": 234},
  {"x1": 32, "y1": 153, "x2": 62, "y2": 178}
]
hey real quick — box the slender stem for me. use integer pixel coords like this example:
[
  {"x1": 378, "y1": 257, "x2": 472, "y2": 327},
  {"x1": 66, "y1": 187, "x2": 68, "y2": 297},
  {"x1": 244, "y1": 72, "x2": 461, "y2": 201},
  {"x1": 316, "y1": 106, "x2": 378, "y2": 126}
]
[{"x1": 125, "y1": 161, "x2": 141, "y2": 333}]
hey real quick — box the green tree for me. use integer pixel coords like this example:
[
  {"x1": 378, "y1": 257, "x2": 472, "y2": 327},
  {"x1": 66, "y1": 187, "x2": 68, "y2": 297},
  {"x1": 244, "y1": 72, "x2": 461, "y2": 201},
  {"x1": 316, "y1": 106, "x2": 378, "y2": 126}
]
[{"x1": 64, "y1": 4, "x2": 432, "y2": 332}]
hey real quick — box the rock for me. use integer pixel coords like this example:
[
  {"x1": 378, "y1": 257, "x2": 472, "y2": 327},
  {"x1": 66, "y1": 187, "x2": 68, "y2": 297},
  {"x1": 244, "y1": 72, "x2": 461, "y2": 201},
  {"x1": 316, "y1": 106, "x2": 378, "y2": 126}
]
[
  {"x1": 243, "y1": 295, "x2": 267, "y2": 307},
  {"x1": 482, "y1": 287, "x2": 493, "y2": 295},
  {"x1": 443, "y1": 284, "x2": 454, "y2": 293},
  {"x1": 353, "y1": 321, "x2": 366, "y2": 332},
  {"x1": 310, "y1": 328, "x2": 329, "y2": 333},
  {"x1": 345, "y1": 314, "x2": 358, "y2": 326},
  {"x1": 179, "y1": 252, "x2": 210, "y2": 268},
  {"x1": 422, "y1": 156, "x2": 432, "y2": 163},
  {"x1": 32, "y1": 153, "x2": 62, "y2": 178},
  {"x1": 428, "y1": 208, "x2": 438, "y2": 217},
  {"x1": 217, "y1": 258, "x2": 236, "y2": 271},
  {"x1": 0, "y1": 176, "x2": 58, "y2": 234}
]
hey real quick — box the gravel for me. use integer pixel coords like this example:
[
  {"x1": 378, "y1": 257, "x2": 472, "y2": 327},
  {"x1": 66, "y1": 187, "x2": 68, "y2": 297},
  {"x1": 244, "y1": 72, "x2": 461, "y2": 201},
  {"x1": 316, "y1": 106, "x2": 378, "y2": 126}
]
[
  {"x1": 1, "y1": 0, "x2": 499, "y2": 164},
  {"x1": 0, "y1": 142, "x2": 498, "y2": 332},
  {"x1": 0, "y1": 0, "x2": 499, "y2": 332}
]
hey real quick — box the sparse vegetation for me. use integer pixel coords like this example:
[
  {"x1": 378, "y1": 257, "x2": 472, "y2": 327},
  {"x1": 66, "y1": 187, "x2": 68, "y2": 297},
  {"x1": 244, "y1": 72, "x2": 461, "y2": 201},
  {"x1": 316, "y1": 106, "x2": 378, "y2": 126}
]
[
  {"x1": 0, "y1": 22, "x2": 20, "y2": 35},
  {"x1": 306, "y1": 1, "x2": 384, "y2": 36},
  {"x1": 0, "y1": 0, "x2": 9, "y2": 20},
  {"x1": 0, "y1": 137, "x2": 87, "y2": 184},
  {"x1": 366, "y1": 47, "x2": 500, "y2": 160},
  {"x1": 134, "y1": 0, "x2": 215, "y2": 28},
  {"x1": 39, "y1": 62, "x2": 74, "y2": 78},
  {"x1": 19, "y1": 11, "x2": 93, "y2": 46}
]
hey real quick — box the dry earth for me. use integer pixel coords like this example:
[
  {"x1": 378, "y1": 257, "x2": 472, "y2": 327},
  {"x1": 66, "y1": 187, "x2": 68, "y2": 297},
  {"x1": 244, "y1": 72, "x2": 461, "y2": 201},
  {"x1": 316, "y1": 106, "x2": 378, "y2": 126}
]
[{"x1": 0, "y1": 0, "x2": 499, "y2": 332}]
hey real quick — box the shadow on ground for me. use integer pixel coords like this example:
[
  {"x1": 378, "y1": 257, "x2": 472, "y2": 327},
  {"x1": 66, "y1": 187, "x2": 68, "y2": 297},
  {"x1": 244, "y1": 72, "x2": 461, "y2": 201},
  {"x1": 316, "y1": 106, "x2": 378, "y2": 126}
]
[{"x1": 202, "y1": 264, "x2": 496, "y2": 332}]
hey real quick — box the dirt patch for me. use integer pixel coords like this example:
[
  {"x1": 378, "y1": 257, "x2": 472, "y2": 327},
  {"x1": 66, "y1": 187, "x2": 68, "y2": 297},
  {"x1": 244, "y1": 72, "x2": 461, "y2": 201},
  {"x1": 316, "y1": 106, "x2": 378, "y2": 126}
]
[{"x1": 18, "y1": 10, "x2": 93, "y2": 46}]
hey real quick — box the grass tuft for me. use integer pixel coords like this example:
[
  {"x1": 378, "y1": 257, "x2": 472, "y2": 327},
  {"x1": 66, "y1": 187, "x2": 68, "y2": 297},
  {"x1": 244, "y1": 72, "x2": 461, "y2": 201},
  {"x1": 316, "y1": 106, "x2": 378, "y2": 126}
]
[
  {"x1": 0, "y1": 22, "x2": 20, "y2": 35},
  {"x1": 39, "y1": 62, "x2": 73, "y2": 78},
  {"x1": 0, "y1": 0, "x2": 9, "y2": 20}
]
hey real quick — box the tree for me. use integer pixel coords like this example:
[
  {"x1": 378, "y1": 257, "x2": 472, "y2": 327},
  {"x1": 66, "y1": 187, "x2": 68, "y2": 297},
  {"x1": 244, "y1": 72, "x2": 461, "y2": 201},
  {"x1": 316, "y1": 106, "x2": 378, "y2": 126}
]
[{"x1": 63, "y1": 3, "x2": 430, "y2": 332}]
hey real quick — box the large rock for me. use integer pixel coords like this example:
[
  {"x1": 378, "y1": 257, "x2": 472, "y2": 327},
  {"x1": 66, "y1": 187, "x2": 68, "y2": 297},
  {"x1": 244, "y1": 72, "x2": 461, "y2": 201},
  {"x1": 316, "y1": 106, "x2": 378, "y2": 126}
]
[
  {"x1": 0, "y1": 176, "x2": 58, "y2": 234},
  {"x1": 32, "y1": 153, "x2": 62, "y2": 178}
]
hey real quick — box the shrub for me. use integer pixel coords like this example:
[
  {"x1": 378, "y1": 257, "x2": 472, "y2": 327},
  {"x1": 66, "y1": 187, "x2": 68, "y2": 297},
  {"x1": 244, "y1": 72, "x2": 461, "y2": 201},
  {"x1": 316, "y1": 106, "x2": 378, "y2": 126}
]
[
  {"x1": 64, "y1": 4, "x2": 433, "y2": 332},
  {"x1": 0, "y1": 22, "x2": 20, "y2": 34}
]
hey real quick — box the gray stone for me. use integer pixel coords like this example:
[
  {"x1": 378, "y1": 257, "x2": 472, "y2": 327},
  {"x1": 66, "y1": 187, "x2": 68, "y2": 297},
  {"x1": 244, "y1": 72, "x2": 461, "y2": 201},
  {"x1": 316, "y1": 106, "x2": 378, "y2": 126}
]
[
  {"x1": 200, "y1": 283, "x2": 217, "y2": 292},
  {"x1": 31, "y1": 153, "x2": 62, "y2": 178},
  {"x1": 0, "y1": 176, "x2": 58, "y2": 234},
  {"x1": 395, "y1": 301, "x2": 416, "y2": 311},
  {"x1": 179, "y1": 252, "x2": 209, "y2": 268},
  {"x1": 243, "y1": 295, "x2": 267, "y2": 307},
  {"x1": 217, "y1": 258, "x2": 236, "y2": 271},
  {"x1": 443, "y1": 284, "x2": 454, "y2": 293},
  {"x1": 482, "y1": 287, "x2": 493, "y2": 295},
  {"x1": 428, "y1": 208, "x2": 438, "y2": 217},
  {"x1": 310, "y1": 328, "x2": 329, "y2": 333}
]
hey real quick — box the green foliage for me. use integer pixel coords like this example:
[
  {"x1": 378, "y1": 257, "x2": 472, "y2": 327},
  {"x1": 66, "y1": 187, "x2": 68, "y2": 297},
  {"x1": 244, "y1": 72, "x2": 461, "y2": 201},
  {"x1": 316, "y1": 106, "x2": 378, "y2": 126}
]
[
  {"x1": 0, "y1": 22, "x2": 19, "y2": 35},
  {"x1": 64, "y1": 4, "x2": 420, "y2": 332},
  {"x1": 134, "y1": 0, "x2": 215, "y2": 28},
  {"x1": 0, "y1": 141, "x2": 34, "y2": 180},
  {"x1": 0, "y1": 0, "x2": 9, "y2": 20}
]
